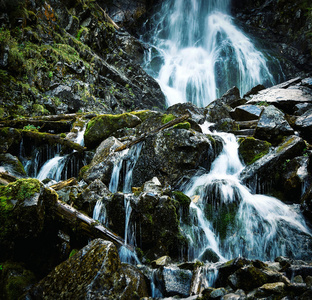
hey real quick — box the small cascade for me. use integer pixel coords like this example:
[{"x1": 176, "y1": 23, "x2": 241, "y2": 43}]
[
  {"x1": 29, "y1": 124, "x2": 88, "y2": 182},
  {"x1": 108, "y1": 142, "x2": 143, "y2": 193},
  {"x1": 181, "y1": 125, "x2": 312, "y2": 261},
  {"x1": 95, "y1": 143, "x2": 143, "y2": 264},
  {"x1": 143, "y1": 0, "x2": 281, "y2": 107}
]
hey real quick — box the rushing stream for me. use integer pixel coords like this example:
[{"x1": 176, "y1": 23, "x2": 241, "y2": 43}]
[{"x1": 143, "y1": 0, "x2": 278, "y2": 107}]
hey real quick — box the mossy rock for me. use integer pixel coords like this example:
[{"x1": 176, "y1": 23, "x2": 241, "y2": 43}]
[
  {"x1": 238, "y1": 137, "x2": 271, "y2": 165},
  {"x1": 173, "y1": 122, "x2": 191, "y2": 130},
  {"x1": 84, "y1": 112, "x2": 142, "y2": 149},
  {"x1": 0, "y1": 261, "x2": 36, "y2": 300},
  {"x1": 0, "y1": 127, "x2": 22, "y2": 155},
  {"x1": 0, "y1": 179, "x2": 58, "y2": 259},
  {"x1": 0, "y1": 153, "x2": 26, "y2": 177}
]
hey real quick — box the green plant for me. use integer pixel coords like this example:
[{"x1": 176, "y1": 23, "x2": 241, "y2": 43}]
[
  {"x1": 23, "y1": 124, "x2": 40, "y2": 131},
  {"x1": 48, "y1": 71, "x2": 53, "y2": 78}
]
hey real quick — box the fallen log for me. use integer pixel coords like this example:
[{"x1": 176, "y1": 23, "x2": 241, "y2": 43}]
[
  {"x1": 50, "y1": 177, "x2": 78, "y2": 191},
  {"x1": 55, "y1": 201, "x2": 134, "y2": 251},
  {"x1": 115, "y1": 114, "x2": 190, "y2": 152},
  {"x1": 21, "y1": 130, "x2": 86, "y2": 153}
]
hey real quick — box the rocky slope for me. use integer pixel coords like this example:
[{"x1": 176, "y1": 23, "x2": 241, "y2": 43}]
[{"x1": 1, "y1": 0, "x2": 312, "y2": 299}]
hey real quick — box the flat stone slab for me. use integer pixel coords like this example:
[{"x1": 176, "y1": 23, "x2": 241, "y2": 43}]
[{"x1": 247, "y1": 86, "x2": 312, "y2": 113}]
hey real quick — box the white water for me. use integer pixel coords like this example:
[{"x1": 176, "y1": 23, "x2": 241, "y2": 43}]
[
  {"x1": 182, "y1": 125, "x2": 311, "y2": 261},
  {"x1": 35, "y1": 124, "x2": 87, "y2": 182},
  {"x1": 143, "y1": 0, "x2": 275, "y2": 107}
]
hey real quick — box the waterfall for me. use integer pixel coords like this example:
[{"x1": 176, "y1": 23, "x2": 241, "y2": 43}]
[
  {"x1": 143, "y1": 0, "x2": 276, "y2": 107},
  {"x1": 103, "y1": 143, "x2": 143, "y2": 264},
  {"x1": 20, "y1": 124, "x2": 88, "y2": 183},
  {"x1": 181, "y1": 125, "x2": 312, "y2": 261}
]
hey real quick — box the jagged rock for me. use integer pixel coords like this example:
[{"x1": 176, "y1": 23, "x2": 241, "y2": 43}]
[
  {"x1": 166, "y1": 102, "x2": 206, "y2": 131},
  {"x1": 247, "y1": 82, "x2": 312, "y2": 114},
  {"x1": 0, "y1": 153, "x2": 26, "y2": 177},
  {"x1": 205, "y1": 87, "x2": 242, "y2": 123},
  {"x1": 24, "y1": 239, "x2": 149, "y2": 299},
  {"x1": 82, "y1": 136, "x2": 124, "y2": 185},
  {"x1": 230, "y1": 104, "x2": 262, "y2": 121},
  {"x1": 251, "y1": 282, "x2": 286, "y2": 298},
  {"x1": 254, "y1": 105, "x2": 294, "y2": 144},
  {"x1": 151, "y1": 256, "x2": 172, "y2": 268},
  {"x1": 210, "y1": 287, "x2": 227, "y2": 299},
  {"x1": 0, "y1": 261, "x2": 36, "y2": 300},
  {"x1": 294, "y1": 108, "x2": 312, "y2": 143},
  {"x1": 162, "y1": 266, "x2": 193, "y2": 297},
  {"x1": 240, "y1": 135, "x2": 306, "y2": 200},
  {"x1": 84, "y1": 112, "x2": 141, "y2": 149},
  {"x1": 0, "y1": 127, "x2": 22, "y2": 154},
  {"x1": 238, "y1": 137, "x2": 271, "y2": 166},
  {"x1": 0, "y1": 178, "x2": 58, "y2": 260},
  {"x1": 132, "y1": 128, "x2": 223, "y2": 187},
  {"x1": 76, "y1": 179, "x2": 111, "y2": 214}
]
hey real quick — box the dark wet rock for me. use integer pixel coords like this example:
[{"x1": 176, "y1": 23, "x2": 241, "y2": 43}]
[
  {"x1": 76, "y1": 179, "x2": 111, "y2": 215},
  {"x1": 0, "y1": 127, "x2": 22, "y2": 155},
  {"x1": 0, "y1": 153, "x2": 26, "y2": 177},
  {"x1": 230, "y1": 104, "x2": 262, "y2": 121},
  {"x1": 238, "y1": 137, "x2": 271, "y2": 166},
  {"x1": 82, "y1": 136, "x2": 123, "y2": 185},
  {"x1": 243, "y1": 84, "x2": 266, "y2": 98},
  {"x1": 240, "y1": 135, "x2": 306, "y2": 200},
  {"x1": 24, "y1": 239, "x2": 149, "y2": 299},
  {"x1": 294, "y1": 109, "x2": 312, "y2": 143},
  {"x1": 132, "y1": 127, "x2": 223, "y2": 187},
  {"x1": 84, "y1": 112, "x2": 141, "y2": 149},
  {"x1": 205, "y1": 87, "x2": 242, "y2": 123},
  {"x1": 254, "y1": 105, "x2": 294, "y2": 145},
  {"x1": 0, "y1": 261, "x2": 36, "y2": 300},
  {"x1": 166, "y1": 102, "x2": 206, "y2": 130}
]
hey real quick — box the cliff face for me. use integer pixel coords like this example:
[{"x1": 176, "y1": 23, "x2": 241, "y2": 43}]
[
  {"x1": 231, "y1": 0, "x2": 312, "y2": 77},
  {"x1": 0, "y1": 0, "x2": 165, "y2": 119}
]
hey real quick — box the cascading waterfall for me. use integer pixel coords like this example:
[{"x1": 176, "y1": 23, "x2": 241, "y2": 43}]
[
  {"x1": 20, "y1": 124, "x2": 87, "y2": 182},
  {"x1": 181, "y1": 124, "x2": 312, "y2": 262},
  {"x1": 143, "y1": 0, "x2": 277, "y2": 107},
  {"x1": 94, "y1": 142, "x2": 143, "y2": 264}
]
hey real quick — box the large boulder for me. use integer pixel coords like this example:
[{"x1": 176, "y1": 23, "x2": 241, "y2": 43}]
[
  {"x1": 24, "y1": 239, "x2": 149, "y2": 299},
  {"x1": 295, "y1": 108, "x2": 312, "y2": 143},
  {"x1": 240, "y1": 135, "x2": 306, "y2": 201},
  {"x1": 254, "y1": 105, "x2": 294, "y2": 145},
  {"x1": 132, "y1": 127, "x2": 223, "y2": 187},
  {"x1": 84, "y1": 112, "x2": 142, "y2": 149}
]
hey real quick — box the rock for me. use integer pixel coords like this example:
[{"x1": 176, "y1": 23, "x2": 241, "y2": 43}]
[
  {"x1": 82, "y1": 136, "x2": 124, "y2": 185},
  {"x1": 151, "y1": 255, "x2": 172, "y2": 268},
  {"x1": 162, "y1": 266, "x2": 193, "y2": 297},
  {"x1": 238, "y1": 137, "x2": 271, "y2": 166},
  {"x1": 253, "y1": 282, "x2": 286, "y2": 298},
  {"x1": 294, "y1": 109, "x2": 312, "y2": 143},
  {"x1": 0, "y1": 178, "x2": 58, "y2": 260},
  {"x1": 0, "y1": 261, "x2": 36, "y2": 300},
  {"x1": 230, "y1": 104, "x2": 262, "y2": 121},
  {"x1": 243, "y1": 84, "x2": 266, "y2": 98},
  {"x1": 247, "y1": 85, "x2": 312, "y2": 114},
  {"x1": 254, "y1": 105, "x2": 294, "y2": 144},
  {"x1": 24, "y1": 239, "x2": 149, "y2": 299},
  {"x1": 132, "y1": 128, "x2": 223, "y2": 187},
  {"x1": 240, "y1": 135, "x2": 307, "y2": 201},
  {"x1": 84, "y1": 112, "x2": 142, "y2": 149},
  {"x1": 210, "y1": 287, "x2": 227, "y2": 299},
  {"x1": 76, "y1": 179, "x2": 111, "y2": 214},
  {"x1": 0, "y1": 153, "x2": 26, "y2": 177},
  {"x1": 205, "y1": 87, "x2": 242, "y2": 123},
  {"x1": 0, "y1": 127, "x2": 22, "y2": 154}
]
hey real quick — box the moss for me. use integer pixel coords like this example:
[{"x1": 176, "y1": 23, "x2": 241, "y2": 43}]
[
  {"x1": 276, "y1": 136, "x2": 297, "y2": 153},
  {"x1": 161, "y1": 114, "x2": 176, "y2": 124},
  {"x1": 0, "y1": 261, "x2": 36, "y2": 300},
  {"x1": 173, "y1": 122, "x2": 191, "y2": 130},
  {"x1": 172, "y1": 191, "x2": 191, "y2": 207},
  {"x1": 238, "y1": 137, "x2": 271, "y2": 165}
]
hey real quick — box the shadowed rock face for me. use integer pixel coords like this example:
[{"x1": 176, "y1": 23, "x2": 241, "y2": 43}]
[{"x1": 24, "y1": 239, "x2": 149, "y2": 299}]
